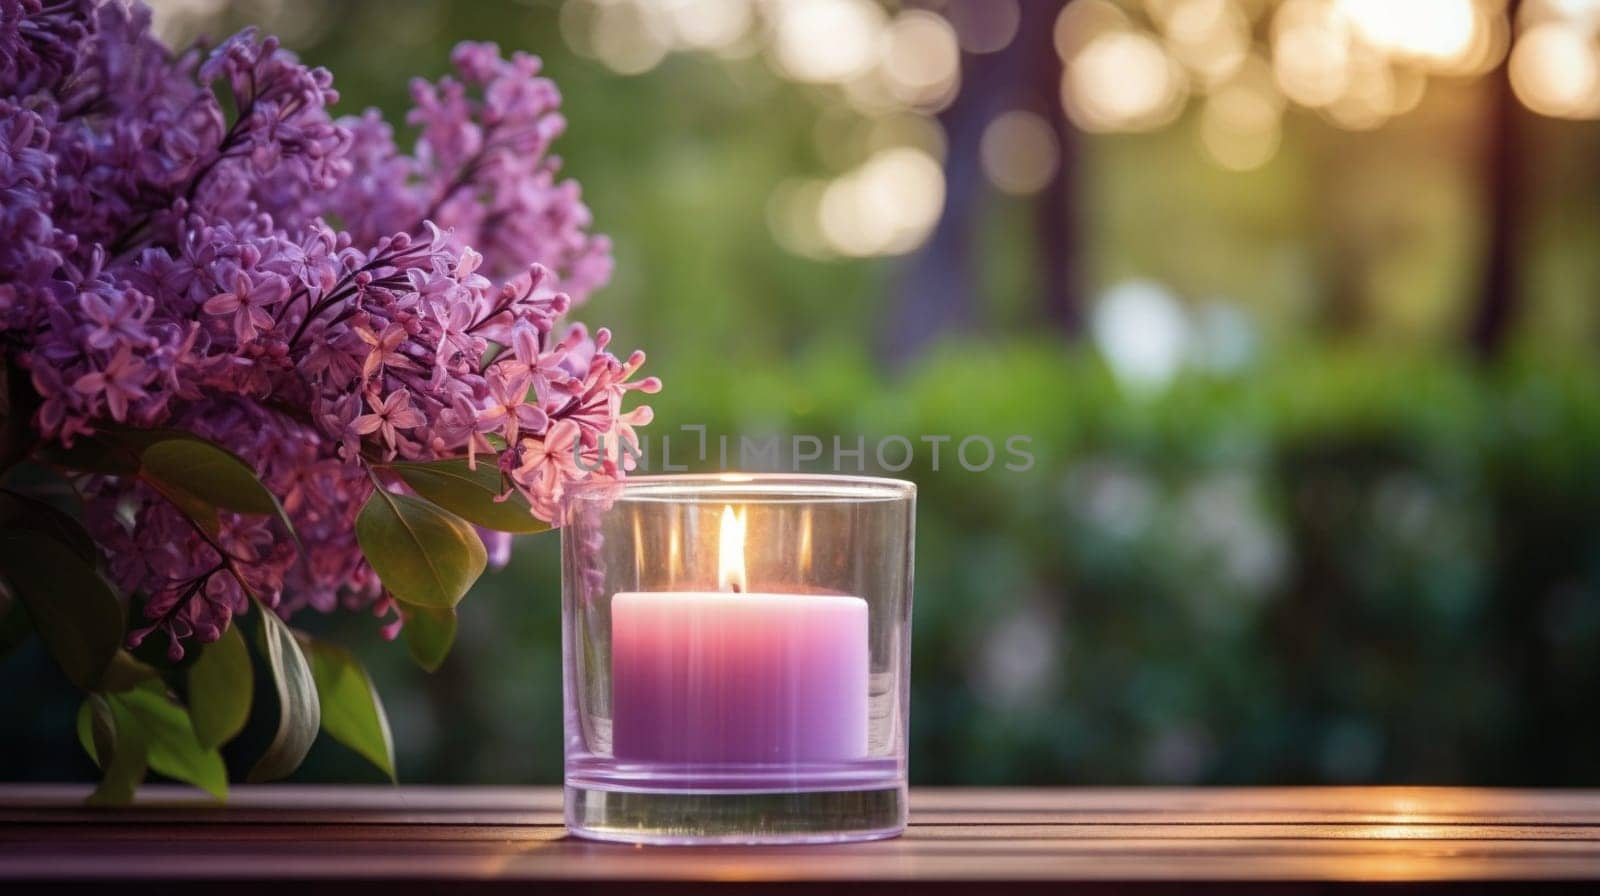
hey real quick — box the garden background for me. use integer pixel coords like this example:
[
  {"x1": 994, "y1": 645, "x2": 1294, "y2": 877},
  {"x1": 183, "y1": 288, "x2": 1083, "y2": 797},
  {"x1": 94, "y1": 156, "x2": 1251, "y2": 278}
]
[{"x1": 7, "y1": 0, "x2": 1600, "y2": 788}]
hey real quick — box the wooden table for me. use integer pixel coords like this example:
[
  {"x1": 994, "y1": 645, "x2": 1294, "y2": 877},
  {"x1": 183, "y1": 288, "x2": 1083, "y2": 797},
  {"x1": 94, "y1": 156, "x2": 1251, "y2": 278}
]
[{"x1": 5, "y1": 785, "x2": 1600, "y2": 892}]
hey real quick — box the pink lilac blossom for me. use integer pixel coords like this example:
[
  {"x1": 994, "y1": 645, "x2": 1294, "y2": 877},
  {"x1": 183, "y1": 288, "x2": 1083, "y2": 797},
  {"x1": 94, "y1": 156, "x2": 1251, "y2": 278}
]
[{"x1": 0, "y1": 1, "x2": 657, "y2": 660}]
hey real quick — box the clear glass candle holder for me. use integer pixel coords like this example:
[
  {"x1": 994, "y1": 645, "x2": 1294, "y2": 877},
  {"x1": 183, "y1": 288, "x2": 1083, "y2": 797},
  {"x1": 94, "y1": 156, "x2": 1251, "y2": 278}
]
[{"x1": 560, "y1": 474, "x2": 916, "y2": 845}]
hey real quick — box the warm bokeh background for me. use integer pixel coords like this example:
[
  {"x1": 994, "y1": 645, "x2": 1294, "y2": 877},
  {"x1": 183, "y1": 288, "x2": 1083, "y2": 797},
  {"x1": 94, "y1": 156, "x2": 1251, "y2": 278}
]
[{"x1": 9, "y1": 0, "x2": 1600, "y2": 787}]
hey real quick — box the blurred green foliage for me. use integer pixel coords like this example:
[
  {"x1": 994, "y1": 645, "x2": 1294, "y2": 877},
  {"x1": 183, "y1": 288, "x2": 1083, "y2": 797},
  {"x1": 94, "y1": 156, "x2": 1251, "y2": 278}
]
[
  {"x1": 18, "y1": 345, "x2": 1600, "y2": 786},
  {"x1": 325, "y1": 346, "x2": 1600, "y2": 785},
  {"x1": 644, "y1": 344, "x2": 1600, "y2": 784}
]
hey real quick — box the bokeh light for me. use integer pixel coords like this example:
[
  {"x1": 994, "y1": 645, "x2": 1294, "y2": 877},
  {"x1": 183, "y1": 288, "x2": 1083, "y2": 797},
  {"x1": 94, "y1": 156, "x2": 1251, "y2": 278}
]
[
  {"x1": 561, "y1": 0, "x2": 673, "y2": 75},
  {"x1": 945, "y1": 0, "x2": 1021, "y2": 54},
  {"x1": 1055, "y1": 0, "x2": 1134, "y2": 63},
  {"x1": 1324, "y1": 42, "x2": 1398, "y2": 129},
  {"x1": 1199, "y1": 67, "x2": 1283, "y2": 170},
  {"x1": 1510, "y1": 22, "x2": 1600, "y2": 118},
  {"x1": 1157, "y1": 0, "x2": 1251, "y2": 88},
  {"x1": 771, "y1": 0, "x2": 885, "y2": 84},
  {"x1": 1337, "y1": 0, "x2": 1479, "y2": 64},
  {"x1": 664, "y1": 0, "x2": 753, "y2": 53},
  {"x1": 805, "y1": 147, "x2": 946, "y2": 258},
  {"x1": 591, "y1": 1, "x2": 671, "y2": 75},
  {"x1": 1543, "y1": 0, "x2": 1600, "y2": 18},
  {"x1": 1272, "y1": 0, "x2": 1352, "y2": 107},
  {"x1": 1092, "y1": 280, "x2": 1190, "y2": 393},
  {"x1": 1064, "y1": 29, "x2": 1188, "y2": 132},
  {"x1": 980, "y1": 110, "x2": 1062, "y2": 196},
  {"x1": 774, "y1": 101, "x2": 950, "y2": 257},
  {"x1": 880, "y1": 10, "x2": 962, "y2": 109},
  {"x1": 549, "y1": 0, "x2": 1600, "y2": 236}
]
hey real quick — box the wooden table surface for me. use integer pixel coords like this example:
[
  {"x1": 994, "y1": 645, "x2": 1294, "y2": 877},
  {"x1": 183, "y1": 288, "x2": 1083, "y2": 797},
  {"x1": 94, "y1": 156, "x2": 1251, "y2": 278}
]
[{"x1": 5, "y1": 785, "x2": 1600, "y2": 893}]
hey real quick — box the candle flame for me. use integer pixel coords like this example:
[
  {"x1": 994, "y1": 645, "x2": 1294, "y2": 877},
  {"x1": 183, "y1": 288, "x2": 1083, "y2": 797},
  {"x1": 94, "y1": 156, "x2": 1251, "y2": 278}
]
[
  {"x1": 718, "y1": 505, "x2": 747, "y2": 593},
  {"x1": 798, "y1": 506, "x2": 813, "y2": 577}
]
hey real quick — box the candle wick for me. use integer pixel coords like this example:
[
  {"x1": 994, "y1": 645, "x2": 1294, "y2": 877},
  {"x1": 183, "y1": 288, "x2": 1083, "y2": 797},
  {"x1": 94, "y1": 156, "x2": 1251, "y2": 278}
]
[{"x1": 731, "y1": 583, "x2": 742, "y2": 594}]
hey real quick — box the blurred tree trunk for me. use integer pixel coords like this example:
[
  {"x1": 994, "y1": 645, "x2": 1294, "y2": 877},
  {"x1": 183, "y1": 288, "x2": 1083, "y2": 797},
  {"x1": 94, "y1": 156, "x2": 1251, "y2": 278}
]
[
  {"x1": 1025, "y1": 1, "x2": 1083, "y2": 337},
  {"x1": 880, "y1": 47, "x2": 1007, "y2": 366},
  {"x1": 882, "y1": 0, "x2": 1079, "y2": 365},
  {"x1": 1470, "y1": 0, "x2": 1525, "y2": 360}
]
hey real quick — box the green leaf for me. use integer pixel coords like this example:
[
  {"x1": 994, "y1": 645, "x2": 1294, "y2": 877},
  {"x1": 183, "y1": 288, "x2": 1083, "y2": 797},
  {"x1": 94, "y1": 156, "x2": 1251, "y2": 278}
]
[
  {"x1": 139, "y1": 437, "x2": 296, "y2": 537},
  {"x1": 0, "y1": 531, "x2": 122, "y2": 690},
  {"x1": 387, "y1": 457, "x2": 549, "y2": 534},
  {"x1": 143, "y1": 479, "x2": 221, "y2": 537},
  {"x1": 141, "y1": 438, "x2": 277, "y2": 515},
  {"x1": 76, "y1": 695, "x2": 147, "y2": 806},
  {"x1": 303, "y1": 637, "x2": 395, "y2": 781},
  {"x1": 356, "y1": 489, "x2": 486, "y2": 608},
  {"x1": 37, "y1": 427, "x2": 301, "y2": 541},
  {"x1": 398, "y1": 601, "x2": 457, "y2": 673},
  {"x1": 187, "y1": 625, "x2": 252, "y2": 749},
  {"x1": 117, "y1": 679, "x2": 227, "y2": 801},
  {"x1": 0, "y1": 489, "x2": 97, "y2": 563},
  {"x1": 102, "y1": 649, "x2": 159, "y2": 692},
  {"x1": 247, "y1": 600, "x2": 320, "y2": 783},
  {"x1": 77, "y1": 694, "x2": 115, "y2": 767}
]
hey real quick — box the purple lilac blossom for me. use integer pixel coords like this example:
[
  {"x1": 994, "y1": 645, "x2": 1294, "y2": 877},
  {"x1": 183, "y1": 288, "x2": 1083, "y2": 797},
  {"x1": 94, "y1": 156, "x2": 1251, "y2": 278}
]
[{"x1": 0, "y1": 1, "x2": 657, "y2": 659}]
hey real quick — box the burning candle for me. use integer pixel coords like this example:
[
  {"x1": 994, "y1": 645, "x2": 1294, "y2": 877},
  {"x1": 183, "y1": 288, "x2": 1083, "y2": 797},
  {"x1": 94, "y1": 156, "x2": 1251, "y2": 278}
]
[
  {"x1": 564, "y1": 475, "x2": 915, "y2": 843},
  {"x1": 610, "y1": 506, "x2": 870, "y2": 763}
]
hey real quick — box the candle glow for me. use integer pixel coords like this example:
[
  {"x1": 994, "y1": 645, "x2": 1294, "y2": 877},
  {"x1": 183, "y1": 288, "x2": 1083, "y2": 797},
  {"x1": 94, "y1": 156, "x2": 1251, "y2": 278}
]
[
  {"x1": 718, "y1": 505, "x2": 748, "y2": 593},
  {"x1": 608, "y1": 500, "x2": 870, "y2": 763},
  {"x1": 564, "y1": 474, "x2": 914, "y2": 842}
]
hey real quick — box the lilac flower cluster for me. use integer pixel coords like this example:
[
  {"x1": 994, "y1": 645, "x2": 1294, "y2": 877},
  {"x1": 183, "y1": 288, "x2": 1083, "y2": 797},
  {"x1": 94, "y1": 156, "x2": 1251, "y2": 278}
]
[{"x1": 0, "y1": 1, "x2": 656, "y2": 657}]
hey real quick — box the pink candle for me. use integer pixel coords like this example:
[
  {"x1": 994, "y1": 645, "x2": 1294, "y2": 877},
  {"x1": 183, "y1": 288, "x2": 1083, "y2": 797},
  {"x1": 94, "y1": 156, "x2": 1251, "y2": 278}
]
[{"x1": 610, "y1": 591, "x2": 869, "y2": 763}]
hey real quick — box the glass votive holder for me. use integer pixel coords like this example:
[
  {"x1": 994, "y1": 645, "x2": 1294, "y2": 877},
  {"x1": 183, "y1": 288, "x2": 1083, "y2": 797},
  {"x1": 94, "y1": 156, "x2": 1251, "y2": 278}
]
[{"x1": 560, "y1": 474, "x2": 916, "y2": 845}]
